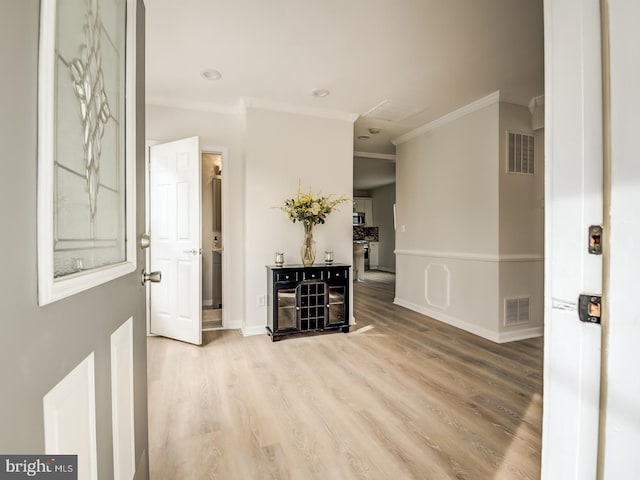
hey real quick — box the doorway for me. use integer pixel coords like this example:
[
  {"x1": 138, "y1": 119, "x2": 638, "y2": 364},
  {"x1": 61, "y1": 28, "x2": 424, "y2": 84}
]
[
  {"x1": 146, "y1": 139, "x2": 230, "y2": 344},
  {"x1": 201, "y1": 151, "x2": 223, "y2": 330}
]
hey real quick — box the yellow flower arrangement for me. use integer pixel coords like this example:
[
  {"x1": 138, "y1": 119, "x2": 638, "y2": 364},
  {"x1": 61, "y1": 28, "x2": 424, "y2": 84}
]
[{"x1": 280, "y1": 182, "x2": 351, "y2": 226}]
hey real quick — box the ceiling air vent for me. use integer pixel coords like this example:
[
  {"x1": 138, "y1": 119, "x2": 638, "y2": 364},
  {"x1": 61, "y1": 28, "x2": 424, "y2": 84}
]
[
  {"x1": 505, "y1": 297, "x2": 530, "y2": 326},
  {"x1": 362, "y1": 99, "x2": 423, "y2": 122},
  {"x1": 508, "y1": 131, "x2": 535, "y2": 174}
]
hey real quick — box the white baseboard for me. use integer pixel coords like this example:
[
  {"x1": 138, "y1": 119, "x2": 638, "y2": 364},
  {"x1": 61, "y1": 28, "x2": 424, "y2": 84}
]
[
  {"x1": 242, "y1": 324, "x2": 267, "y2": 336},
  {"x1": 497, "y1": 326, "x2": 544, "y2": 343},
  {"x1": 394, "y1": 297, "x2": 498, "y2": 341},
  {"x1": 202, "y1": 299, "x2": 213, "y2": 307},
  {"x1": 393, "y1": 297, "x2": 541, "y2": 343}
]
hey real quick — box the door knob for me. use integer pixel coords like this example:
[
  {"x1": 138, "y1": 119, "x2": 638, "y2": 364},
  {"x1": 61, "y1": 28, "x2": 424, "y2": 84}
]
[
  {"x1": 141, "y1": 270, "x2": 162, "y2": 286},
  {"x1": 183, "y1": 249, "x2": 200, "y2": 255}
]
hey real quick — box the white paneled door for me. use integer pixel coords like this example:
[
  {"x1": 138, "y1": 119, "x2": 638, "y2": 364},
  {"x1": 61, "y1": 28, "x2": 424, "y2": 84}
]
[{"x1": 149, "y1": 137, "x2": 202, "y2": 345}]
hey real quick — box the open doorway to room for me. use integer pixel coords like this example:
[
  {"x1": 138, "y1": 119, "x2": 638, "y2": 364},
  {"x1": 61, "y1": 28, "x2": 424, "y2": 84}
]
[
  {"x1": 146, "y1": 139, "x2": 230, "y2": 344},
  {"x1": 201, "y1": 151, "x2": 224, "y2": 330},
  {"x1": 352, "y1": 152, "x2": 396, "y2": 289}
]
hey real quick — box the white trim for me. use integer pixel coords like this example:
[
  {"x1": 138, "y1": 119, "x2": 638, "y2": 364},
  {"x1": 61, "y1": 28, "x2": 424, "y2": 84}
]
[
  {"x1": 202, "y1": 299, "x2": 213, "y2": 307},
  {"x1": 395, "y1": 249, "x2": 543, "y2": 263},
  {"x1": 243, "y1": 97, "x2": 359, "y2": 123},
  {"x1": 394, "y1": 297, "x2": 499, "y2": 342},
  {"x1": 529, "y1": 94, "x2": 545, "y2": 115},
  {"x1": 110, "y1": 318, "x2": 136, "y2": 480},
  {"x1": 392, "y1": 91, "x2": 501, "y2": 146},
  {"x1": 146, "y1": 96, "x2": 242, "y2": 115},
  {"x1": 144, "y1": 140, "x2": 160, "y2": 336},
  {"x1": 353, "y1": 151, "x2": 396, "y2": 161},
  {"x1": 394, "y1": 297, "x2": 543, "y2": 344},
  {"x1": 425, "y1": 263, "x2": 450, "y2": 309},
  {"x1": 242, "y1": 324, "x2": 268, "y2": 336},
  {"x1": 37, "y1": 0, "x2": 137, "y2": 306},
  {"x1": 497, "y1": 326, "x2": 544, "y2": 343},
  {"x1": 498, "y1": 254, "x2": 544, "y2": 262},
  {"x1": 43, "y1": 353, "x2": 98, "y2": 480}
]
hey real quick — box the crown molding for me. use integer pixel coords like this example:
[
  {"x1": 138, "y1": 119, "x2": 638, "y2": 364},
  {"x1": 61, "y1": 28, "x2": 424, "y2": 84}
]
[
  {"x1": 353, "y1": 151, "x2": 396, "y2": 161},
  {"x1": 392, "y1": 91, "x2": 501, "y2": 146},
  {"x1": 146, "y1": 96, "x2": 242, "y2": 115},
  {"x1": 242, "y1": 97, "x2": 359, "y2": 123},
  {"x1": 528, "y1": 94, "x2": 545, "y2": 113}
]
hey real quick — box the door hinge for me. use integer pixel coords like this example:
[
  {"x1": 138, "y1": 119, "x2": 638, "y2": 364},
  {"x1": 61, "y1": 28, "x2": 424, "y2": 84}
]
[
  {"x1": 579, "y1": 294, "x2": 601, "y2": 324},
  {"x1": 588, "y1": 225, "x2": 603, "y2": 255}
]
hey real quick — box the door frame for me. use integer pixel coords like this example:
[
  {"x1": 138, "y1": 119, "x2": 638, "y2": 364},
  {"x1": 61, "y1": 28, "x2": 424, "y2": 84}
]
[
  {"x1": 541, "y1": 0, "x2": 604, "y2": 477},
  {"x1": 144, "y1": 140, "x2": 231, "y2": 334}
]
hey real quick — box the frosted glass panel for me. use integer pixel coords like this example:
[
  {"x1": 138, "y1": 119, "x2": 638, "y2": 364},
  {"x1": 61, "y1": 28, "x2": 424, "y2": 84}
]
[{"x1": 52, "y1": 0, "x2": 127, "y2": 278}]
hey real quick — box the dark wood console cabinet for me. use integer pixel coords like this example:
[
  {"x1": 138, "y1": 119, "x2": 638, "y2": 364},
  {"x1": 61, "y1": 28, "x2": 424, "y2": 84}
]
[{"x1": 266, "y1": 264, "x2": 350, "y2": 341}]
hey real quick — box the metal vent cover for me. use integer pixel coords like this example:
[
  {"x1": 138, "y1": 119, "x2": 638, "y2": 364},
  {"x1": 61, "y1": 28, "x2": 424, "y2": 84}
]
[
  {"x1": 505, "y1": 297, "x2": 530, "y2": 326},
  {"x1": 362, "y1": 99, "x2": 424, "y2": 122},
  {"x1": 508, "y1": 131, "x2": 535, "y2": 174}
]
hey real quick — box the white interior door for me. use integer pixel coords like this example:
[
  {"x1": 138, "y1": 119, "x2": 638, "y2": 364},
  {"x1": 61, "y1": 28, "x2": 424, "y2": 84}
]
[
  {"x1": 149, "y1": 136, "x2": 202, "y2": 345},
  {"x1": 542, "y1": 0, "x2": 603, "y2": 478}
]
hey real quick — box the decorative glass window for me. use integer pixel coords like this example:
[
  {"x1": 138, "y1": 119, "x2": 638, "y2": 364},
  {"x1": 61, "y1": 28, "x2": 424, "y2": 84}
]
[{"x1": 38, "y1": 0, "x2": 137, "y2": 305}]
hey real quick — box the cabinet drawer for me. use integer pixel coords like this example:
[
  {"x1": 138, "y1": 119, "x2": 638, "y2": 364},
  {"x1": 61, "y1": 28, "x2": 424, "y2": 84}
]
[
  {"x1": 326, "y1": 267, "x2": 349, "y2": 281},
  {"x1": 275, "y1": 271, "x2": 298, "y2": 282},
  {"x1": 302, "y1": 270, "x2": 324, "y2": 281}
]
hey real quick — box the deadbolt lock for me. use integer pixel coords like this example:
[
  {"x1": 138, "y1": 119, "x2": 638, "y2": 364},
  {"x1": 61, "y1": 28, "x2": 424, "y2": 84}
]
[{"x1": 140, "y1": 233, "x2": 151, "y2": 250}]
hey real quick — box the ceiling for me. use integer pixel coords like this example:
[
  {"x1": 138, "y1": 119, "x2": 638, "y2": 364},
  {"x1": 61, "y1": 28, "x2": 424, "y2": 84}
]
[{"x1": 145, "y1": 0, "x2": 544, "y2": 159}]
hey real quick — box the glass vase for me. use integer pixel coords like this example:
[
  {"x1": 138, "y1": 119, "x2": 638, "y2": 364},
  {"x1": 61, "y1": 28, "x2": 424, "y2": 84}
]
[{"x1": 300, "y1": 222, "x2": 316, "y2": 267}]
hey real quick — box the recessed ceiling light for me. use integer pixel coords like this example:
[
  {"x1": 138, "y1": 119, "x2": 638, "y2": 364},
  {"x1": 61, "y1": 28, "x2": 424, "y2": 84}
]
[
  {"x1": 368, "y1": 127, "x2": 382, "y2": 135},
  {"x1": 312, "y1": 89, "x2": 330, "y2": 98},
  {"x1": 357, "y1": 135, "x2": 370, "y2": 140},
  {"x1": 201, "y1": 69, "x2": 222, "y2": 81}
]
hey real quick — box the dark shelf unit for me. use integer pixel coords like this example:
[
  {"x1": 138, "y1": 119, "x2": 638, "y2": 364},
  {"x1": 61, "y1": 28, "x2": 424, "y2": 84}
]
[{"x1": 266, "y1": 264, "x2": 350, "y2": 341}]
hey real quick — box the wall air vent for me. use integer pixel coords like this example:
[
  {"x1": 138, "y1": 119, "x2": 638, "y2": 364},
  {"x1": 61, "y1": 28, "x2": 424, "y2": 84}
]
[
  {"x1": 505, "y1": 297, "x2": 530, "y2": 326},
  {"x1": 507, "y1": 131, "x2": 535, "y2": 174}
]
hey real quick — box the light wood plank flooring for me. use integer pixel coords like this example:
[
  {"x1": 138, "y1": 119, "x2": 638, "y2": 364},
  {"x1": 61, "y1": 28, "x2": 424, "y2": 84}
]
[{"x1": 148, "y1": 271, "x2": 543, "y2": 480}]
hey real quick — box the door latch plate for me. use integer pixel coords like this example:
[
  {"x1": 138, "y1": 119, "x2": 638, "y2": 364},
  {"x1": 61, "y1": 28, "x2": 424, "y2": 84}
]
[
  {"x1": 588, "y1": 225, "x2": 603, "y2": 255},
  {"x1": 579, "y1": 294, "x2": 601, "y2": 324}
]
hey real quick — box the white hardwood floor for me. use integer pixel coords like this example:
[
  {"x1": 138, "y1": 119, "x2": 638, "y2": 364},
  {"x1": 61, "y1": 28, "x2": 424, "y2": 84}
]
[{"x1": 148, "y1": 271, "x2": 542, "y2": 479}]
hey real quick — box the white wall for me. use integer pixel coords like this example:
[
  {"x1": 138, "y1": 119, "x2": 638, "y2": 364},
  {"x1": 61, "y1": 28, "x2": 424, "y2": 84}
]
[
  {"x1": 243, "y1": 107, "x2": 354, "y2": 334},
  {"x1": 394, "y1": 96, "x2": 544, "y2": 342},
  {"x1": 497, "y1": 103, "x2": 544, "y2": 337},
  {"x1": 395, "y1": 100, "x2": 502, "y2": 338},
  {"x1": 146, "y1": 104, "x2": 245, "y2": 327},
  {"x1": 396, "y1": 102, "x2": 500, "y2": 254},
  {"x1": 498, "y1": 103, "x2": 544, "y2": 256},
  {"x1": 370, "y1": 183, "x2": 396, "y2": 272}
]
